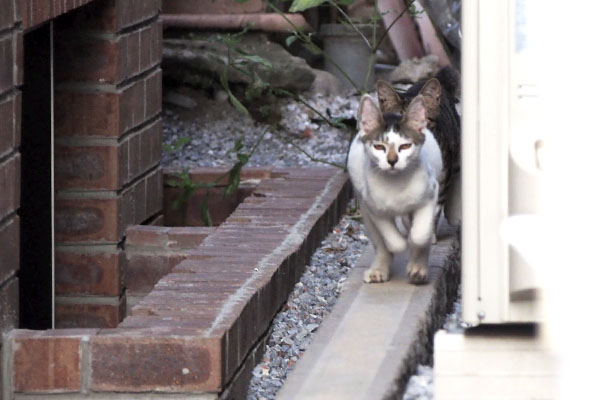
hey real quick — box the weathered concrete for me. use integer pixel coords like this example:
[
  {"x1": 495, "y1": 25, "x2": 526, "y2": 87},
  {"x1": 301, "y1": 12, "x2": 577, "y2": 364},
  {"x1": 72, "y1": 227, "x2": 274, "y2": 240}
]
[{"x1": 277, "y1": 222, "x2": 459, "y2": 400}]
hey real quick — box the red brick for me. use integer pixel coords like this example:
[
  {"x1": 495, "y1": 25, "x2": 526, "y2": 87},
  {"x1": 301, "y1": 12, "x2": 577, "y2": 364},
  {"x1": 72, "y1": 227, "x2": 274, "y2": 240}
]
[
  {"x1": 55, "y1": 25, "x2": 161, "y2": 85},
  {"x1": 0, "y1": 152, "x2": 20, "y2": 220},
  {"x1": 55, "y1": 168, "x2": 161, "y2": 243},
  {"x1": 21, "y1": 0, "x2": 96, "y2": 30},
  {"x1": 149, "y1": 213, "x2": 164, "y2": 226},
  {"x1": 14, "y1": 31, "x2": 22, "y2": 85},
  {"x1": 0, "y1": 34, "x2": 14, "y2": 95},
  {"x1": 163, "y1": 0, "x2": 265, "y2": 14},
  {"x1": 0, "y1": 276, "x2": 18, "y2": 334},
  {"x1": 162, "y1": 167, "x2": 272, "y2": 186},
  {"x1": 139, "y1": 20, "x2": 162, "y2": 72},
  {"x1": 55, "y1": 144, "x2": 120, "y2": 190},
  {"x1": 118, "y1": 315, "x2": 214, "y2": 329},
  {"x1": 55, "y1": 71, "x2": 160, "y2": 138},
  {"x1": 55, "y1": 295, "x2": 125, "y2": 328},
  {"x1": 145, "y1": 165, "x2": 162, "y2": 217},
  {"x1": 90, "y1": 333, "x2": 222, "y2": 392},
  {"x1": 11, "y1": 332, "x2": 83, "y2": 393},
  {"x1": 26, "y1": 0, "x2": 52, "y2": 30},
  {"x1": 125, "y1": 27, "x2": 141, "y2": 77},
  {"x1": 167, "y1": 227, "x2": 215, "y2": 249},
  {"x1": 144, "y1": 68, "x2": 162, "y2": 119},
  {"x1": 56, "y1": 0, "x2": 159, "y2": 34},
  {"x1": 53, "y1": 0, "x2": 95, "y2": 21},
  {"x1": 49, "y1": 119, "x2": 162, "y2": 191},
  {"x1": 138, "y1": 118, "x2": 162, "y2": 177},
  {"x1": 55, "y1": 246, "x2": 124, "y2": 296},
  {"x1": 54, "y1": 34, "x2": 123, "y2": 84},
  {"x1": 125, "y1": 225, "x2": 170, "y2": 247},
  {"x1": 132, "y1": 178, "x2": 147, "y2": 224},
  {"x1": 0, "y1": 0, "x2": 15, "y2": 29},
  {"x1": 54, "y1": 196, "x2": 119, "y2": 243},
  {"x1": 54, "y1": 90, "x2": 122, "y2": 137},
  {"x1": 0, "y1": 215, "x2": 19, "y2": 284},
  {"x1": 0, "y1": 91, "x2": 20, "y2": 158},
  {"x1": 125, "y1": 253, "x2": 184, "y2": 295}
]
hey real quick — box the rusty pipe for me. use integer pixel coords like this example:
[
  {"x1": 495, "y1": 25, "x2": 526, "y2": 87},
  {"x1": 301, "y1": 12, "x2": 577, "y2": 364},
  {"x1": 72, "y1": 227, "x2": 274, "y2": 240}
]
[{"x1": 160, "y1": 13, "x2": 313, "y2": 33}]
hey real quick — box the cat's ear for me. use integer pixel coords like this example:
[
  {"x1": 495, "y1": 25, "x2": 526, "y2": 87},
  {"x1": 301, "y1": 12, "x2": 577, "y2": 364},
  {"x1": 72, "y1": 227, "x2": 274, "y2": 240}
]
[
  {"x1": 359, "y1": 95, "x2": 384, "y2": 141},
  {"x1": 376, "y1": 80, "x2": 404, "y2": 113},
  {"x1": 404, "y1": 95, "x2": 428, "y2": 136},
  {"x1": 418, "y1": 78, "x2": 441, "y2": 119}
]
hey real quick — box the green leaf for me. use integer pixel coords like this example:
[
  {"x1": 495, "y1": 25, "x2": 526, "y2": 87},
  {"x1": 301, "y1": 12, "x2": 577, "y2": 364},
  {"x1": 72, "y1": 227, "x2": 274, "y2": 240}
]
[
  {"x1": 220, "y1": 71, "x2": 249, "y2": 116},
  {"x1": 225, "y1": 163, "x2": 242, "y2": 197},
  {"x1": 165, "y1": 178, "x2": 181, "y2": 188},
  {"x1": 164, "y1": 137, "x2": 195, "y2": 154},
  {"x1": 228, "y1": 92, "x2": 250, "y2": 116},
  {"x1": 337, "y1": 0, "x2": 356, "y2": 5},
  {"x1": 234, "y1": 138, "x2": 244, "y2": 152},
  {"x1": 285, "y1": 35, "x2": 298, "y2": 48},
  {"x1": 237, "y1": 153, "x2": 249, "y2": 164},
  {"x1": 301, "y1": 41, "x2": 322, "y2": 55},
  {"x1": 289, "y1": 0, "x2": 326, "y2": 12},
  {"x1": 236, "y1": 54, "x2": 273, "y2": 69},
  {"x1": 170, "y1": 136, "x2": 191, "y2": 152},
  {"x1": 200, "y1": 198, "x2": 213, "y2": 227}
]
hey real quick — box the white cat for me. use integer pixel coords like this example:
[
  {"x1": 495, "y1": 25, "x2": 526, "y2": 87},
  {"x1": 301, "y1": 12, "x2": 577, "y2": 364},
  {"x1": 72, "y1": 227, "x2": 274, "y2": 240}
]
[{"x1": 347, "y1": 93, "x2": 443, "y2": 284}]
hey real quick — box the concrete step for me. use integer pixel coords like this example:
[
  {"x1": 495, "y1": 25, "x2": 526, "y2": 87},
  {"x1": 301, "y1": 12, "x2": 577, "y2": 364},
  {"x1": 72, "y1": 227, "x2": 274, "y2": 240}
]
[{"x1": 277, "y1": 223, "x2": 460, "y2": 400}]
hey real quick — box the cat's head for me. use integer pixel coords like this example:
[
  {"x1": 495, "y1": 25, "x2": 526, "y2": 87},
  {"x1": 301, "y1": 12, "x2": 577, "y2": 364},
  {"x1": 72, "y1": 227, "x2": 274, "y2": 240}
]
[
  {"x1": 376, "y1": 78, "x2": 442, "y2": 118},
  {"x1": 357, "y1": 93, "x2": 428, "y2": 172}
]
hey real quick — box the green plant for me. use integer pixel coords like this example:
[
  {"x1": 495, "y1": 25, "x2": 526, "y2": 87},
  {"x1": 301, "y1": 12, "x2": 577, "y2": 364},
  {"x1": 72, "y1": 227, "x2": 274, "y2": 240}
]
[
  {"x1": 164, "y1": 129, "x2": 269, "y2": 226},
  {"x1": 275, "y1": 0, "x2": 419, "y2": 93}
]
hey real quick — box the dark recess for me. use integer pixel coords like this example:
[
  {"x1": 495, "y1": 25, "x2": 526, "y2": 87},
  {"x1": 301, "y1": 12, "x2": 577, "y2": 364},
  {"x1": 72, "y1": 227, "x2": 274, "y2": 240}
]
[{"x1": 19, "y1": 23, "x2": 53, "y2": 329}]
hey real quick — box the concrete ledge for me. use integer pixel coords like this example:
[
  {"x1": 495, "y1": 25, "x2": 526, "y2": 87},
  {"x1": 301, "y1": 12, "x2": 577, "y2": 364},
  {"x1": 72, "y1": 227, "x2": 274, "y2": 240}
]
[{"x1": 277, "y1": 223, "x2": 460, "y2": 400}]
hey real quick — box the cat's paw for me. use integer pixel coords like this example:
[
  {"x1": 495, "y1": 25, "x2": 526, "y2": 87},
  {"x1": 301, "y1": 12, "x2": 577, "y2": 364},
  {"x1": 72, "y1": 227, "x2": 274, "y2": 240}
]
[
  {"x1": 364, "y1": 268, "x2": 389, "y2": 283},
  {"x1": 407, "y1": 264, "x2": 428, "y2": 285}
]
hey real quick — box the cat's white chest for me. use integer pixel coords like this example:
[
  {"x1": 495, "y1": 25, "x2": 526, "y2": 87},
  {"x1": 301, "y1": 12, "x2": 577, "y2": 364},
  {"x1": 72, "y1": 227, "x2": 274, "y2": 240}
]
[{"x1": 364, "y1": 168, "x2": 433, "y2": 215}]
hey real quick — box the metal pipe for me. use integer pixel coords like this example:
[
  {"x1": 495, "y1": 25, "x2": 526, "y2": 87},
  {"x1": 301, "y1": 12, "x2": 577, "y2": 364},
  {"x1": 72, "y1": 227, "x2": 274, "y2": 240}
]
[{"x1": 160, "y1": 13, "x2": 313, "y2": 33}]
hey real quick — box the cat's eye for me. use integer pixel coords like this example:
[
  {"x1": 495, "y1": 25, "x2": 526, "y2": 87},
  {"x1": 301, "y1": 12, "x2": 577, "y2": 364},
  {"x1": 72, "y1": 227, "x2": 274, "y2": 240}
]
[
  {"x1": 399, "y1": 143, "x2": 412, "y2": 151},
  {"x1": 373, "y1": 144, "x2": 386, "y2": 151}
]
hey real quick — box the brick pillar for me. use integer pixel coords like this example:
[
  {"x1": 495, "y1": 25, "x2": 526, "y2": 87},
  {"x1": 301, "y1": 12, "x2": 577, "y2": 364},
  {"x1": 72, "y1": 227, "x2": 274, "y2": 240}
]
[
  {"x1": 52, "y1": 0, "x2": 163, "y2": 328},
  {"x1": 0, "y1": 0, "x2": 22, "y2": 393}
]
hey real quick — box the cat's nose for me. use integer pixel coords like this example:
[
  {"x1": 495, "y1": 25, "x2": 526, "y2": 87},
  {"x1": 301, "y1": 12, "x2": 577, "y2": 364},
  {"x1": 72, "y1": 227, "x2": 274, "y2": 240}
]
[{"x1": 388, "y1": 157, "x2": 398, "y2": 167}]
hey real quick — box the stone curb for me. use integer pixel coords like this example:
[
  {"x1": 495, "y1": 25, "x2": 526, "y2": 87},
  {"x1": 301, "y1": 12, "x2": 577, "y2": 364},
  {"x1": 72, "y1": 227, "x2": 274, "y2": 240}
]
[{"x1": 276, "y1": 223, "x2": 460, "y2": 400}]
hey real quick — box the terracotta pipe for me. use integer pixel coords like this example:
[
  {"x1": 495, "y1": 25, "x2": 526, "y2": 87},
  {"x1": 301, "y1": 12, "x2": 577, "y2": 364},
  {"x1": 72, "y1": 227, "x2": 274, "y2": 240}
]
[
  {"x1": 413, "y1": 1, "x2": 451, "y2": 67},
  {"x1": 377, "y1": 0, "x2": 425, "y2": 61},
  {"x1": 160, "y1": 14, "x2": 313, "y2": 33}
]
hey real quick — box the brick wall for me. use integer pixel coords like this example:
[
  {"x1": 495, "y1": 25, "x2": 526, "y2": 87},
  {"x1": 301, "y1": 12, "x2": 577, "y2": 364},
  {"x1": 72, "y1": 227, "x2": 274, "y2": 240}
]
[
  {"x1": 2, "y1": 168, "x2": 352, "y2": 399},
  {"x1": 52, "y1": 0, "x2": 163, "y2": 328},
  {"x1": 0, "y1": 0, "x2": 23, "y2": 395}
]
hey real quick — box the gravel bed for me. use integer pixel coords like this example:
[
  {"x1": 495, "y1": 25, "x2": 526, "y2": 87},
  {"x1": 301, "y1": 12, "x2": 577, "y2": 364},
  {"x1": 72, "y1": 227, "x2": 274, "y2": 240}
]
[
  {"x1": 246, "y1": 208, "x2": 368, "y2": 400},
  {"x1": 161, "y1": 91, "x2": 360, "y2": 170}
]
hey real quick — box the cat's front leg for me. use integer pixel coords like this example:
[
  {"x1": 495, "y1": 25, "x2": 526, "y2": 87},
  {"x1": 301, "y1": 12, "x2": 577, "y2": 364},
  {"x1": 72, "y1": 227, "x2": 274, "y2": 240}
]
[
  {"x1": 409, "y1": 199, "x2": 436, "y2": 247},
  {"x1": 361, "y1": 207, "x2": 393, "y2": 283},
  {"x1": 363, "y1": 207, "x2": 407, "y2": 254}
]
